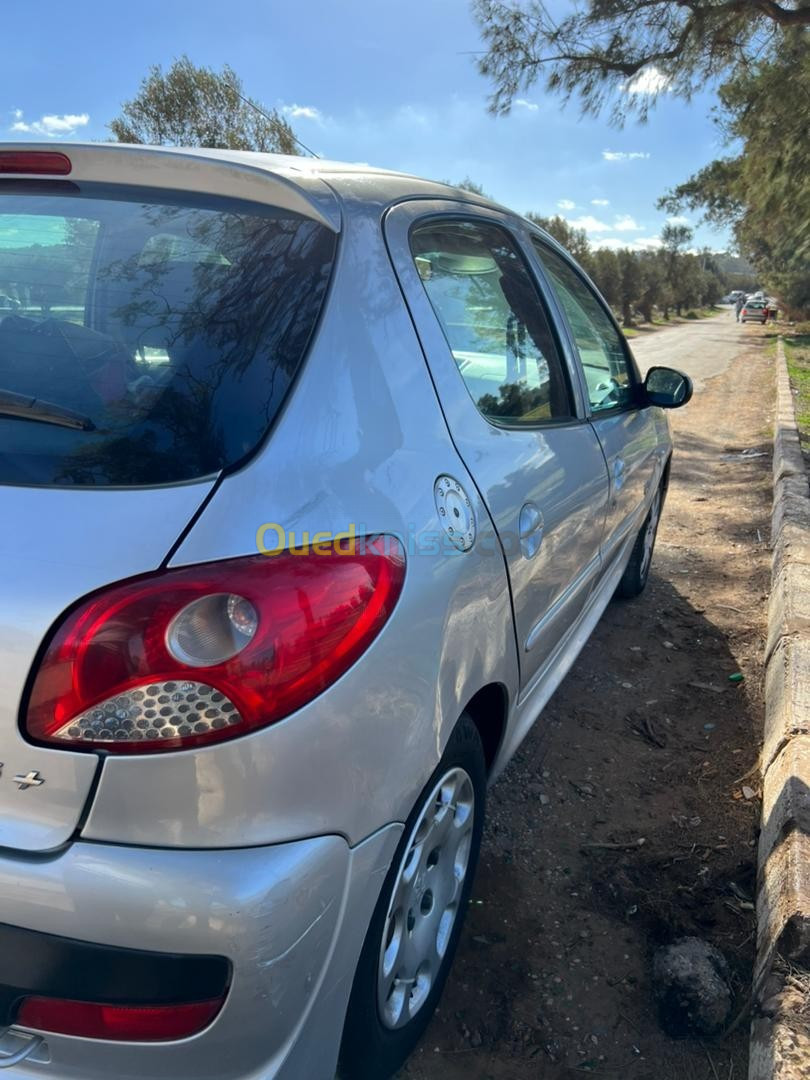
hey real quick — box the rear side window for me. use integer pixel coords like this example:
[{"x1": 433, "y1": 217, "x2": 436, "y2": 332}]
[
  {"x1": 410, "y1": 219, "x2": 572, "y2": 426},
  {"x1": 0, "y1": 183, "x2": 336, "y2": 486}
]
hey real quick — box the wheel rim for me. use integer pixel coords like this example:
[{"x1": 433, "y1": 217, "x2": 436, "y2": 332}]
[
  {"x1": 377, "y1": 766, "x2": 475, "y2": 1030},
  {"x1": 640, "y1": 489, "x2": 662, "y2": 579}
]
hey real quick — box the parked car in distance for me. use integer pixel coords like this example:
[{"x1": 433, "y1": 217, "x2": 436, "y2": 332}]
[
  {"x1": 740, "y1": 299, "x2": 768, "y2": 323},
  {"x1": 0, "y1": 143, "x2": 692, "y2": 1080}
]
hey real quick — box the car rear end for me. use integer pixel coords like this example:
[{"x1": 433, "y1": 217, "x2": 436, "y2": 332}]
[
  {"x1": 741, "y1": 300, "x2": 766, "y2": 323},
  {"x1": 0, "y1": 144, "x2": 368, "y2": 1078},
  {"x1": 0, "y1": 145, "x2": 518, "y2": 1078}
]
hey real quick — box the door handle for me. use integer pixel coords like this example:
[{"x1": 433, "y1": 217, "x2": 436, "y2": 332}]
[
  {"x1": 613, "y1": 458, "x2": 626, "y2": 491},
  {"x1": 519, "y1": 503, "x2": 544, "y2": 559}
]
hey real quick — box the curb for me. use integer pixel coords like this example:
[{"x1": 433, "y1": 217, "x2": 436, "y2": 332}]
[{"x1": 750, "y1": 337, "x2": 810, "y2": 1078}]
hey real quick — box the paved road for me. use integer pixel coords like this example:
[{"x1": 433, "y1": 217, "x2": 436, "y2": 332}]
[{"x1": 629, "y1": 308, "x2": 759, "y2": 389}]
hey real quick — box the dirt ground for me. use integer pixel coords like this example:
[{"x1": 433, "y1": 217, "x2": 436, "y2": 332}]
[{"x1": 398, "y1": 330, "x2": 775, "y2": 1080}]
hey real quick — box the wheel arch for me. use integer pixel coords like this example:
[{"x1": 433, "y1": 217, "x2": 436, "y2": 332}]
[{"x1": 462, "y1": 682, "x2": 509, "y2": 775}]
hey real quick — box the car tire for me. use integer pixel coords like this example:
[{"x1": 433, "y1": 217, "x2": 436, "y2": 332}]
[
  {"x1": 338, "y1": 714, "x2": 486, "y2": 1080},
  {"x1": 616, "y1": 484, "x2": 663, "y2": 599}
]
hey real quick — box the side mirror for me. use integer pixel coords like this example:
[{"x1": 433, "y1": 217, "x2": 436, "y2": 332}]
[{"x1": 644, "y1": 366, "x2": 693, "y2": 409}]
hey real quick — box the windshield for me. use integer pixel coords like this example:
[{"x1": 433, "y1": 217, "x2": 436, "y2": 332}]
[{"x1": 0, "y1": 182, "x2": 336, "y2": 486}]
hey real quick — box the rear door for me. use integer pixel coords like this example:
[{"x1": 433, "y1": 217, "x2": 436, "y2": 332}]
[
  {"x1": 386, "y1": 203, "x2": 609, "y2": 696},
  {"x1": 529, "y1": 238, "x2": 661, "y2": 572}
]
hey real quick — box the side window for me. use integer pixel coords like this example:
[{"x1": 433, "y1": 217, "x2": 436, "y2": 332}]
[
  {"x1": 410, "y1": 219, "x2": 573, "y2": 426},
  {"x1": 532, "y1": 241, "x2": 636, "y2": 413}
]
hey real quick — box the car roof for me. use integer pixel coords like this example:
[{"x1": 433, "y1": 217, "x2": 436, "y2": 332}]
[{"x1": 0, "y1": 142, "x2": 513, "y2": 230}]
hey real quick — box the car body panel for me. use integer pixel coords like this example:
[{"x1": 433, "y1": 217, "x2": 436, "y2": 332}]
[
  {"x1": 587, "y1": 407, "x2": 664, "y2": 569},
  {"x1": 0, "y1": 481, "x2": 212, "y2": 851},
  {"x1": 0, "y1": 142, "x2": 343, "y2": 233},
  {"x1": 80, "y1": 195, "x2": 520, "y2": 850},
  {"x1": 0, "y1": 824, "x2": 401, "y2": 1079},
  {"x1": 0, "y1": 144, "x2": 679, "y2": 1078},
  {"x1": 383, "y1": 200, "x2": 610, "y2": 691}
]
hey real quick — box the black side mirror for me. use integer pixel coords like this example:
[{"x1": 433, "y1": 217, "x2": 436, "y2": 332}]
[{"x1": 644, "y1": 366, "x2": 693, "y2": 409}]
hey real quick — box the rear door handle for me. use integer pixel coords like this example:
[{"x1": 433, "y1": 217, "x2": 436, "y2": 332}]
[
  {"x1": 519, "y1": 502, "x2": 544, "y2": 559},
  {"x1": 613, "y1": 458, "x2": 626, "y2": 490}
]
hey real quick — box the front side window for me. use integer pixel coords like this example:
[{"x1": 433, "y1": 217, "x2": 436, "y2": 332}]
[
  {"x1": 532, "y1": 241, "x2": 636, "y2": 413},
  {"x1": 410, "y1": 219, "x2": 572, "y2": 426},
  {"x1": 0, "y1": 183, "x2": 336, "y2": 486}
]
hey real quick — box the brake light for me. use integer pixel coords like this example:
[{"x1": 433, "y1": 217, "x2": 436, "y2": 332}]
[
  {"x1": 0, "y1": 151, "x2": 72, "y2": 175},
  {"x1": 25, "y1": 536, "x2": 405, "y2": 754},
  {"x1": 16, "y1": 996, "x2": 223, "y2": 1041}
]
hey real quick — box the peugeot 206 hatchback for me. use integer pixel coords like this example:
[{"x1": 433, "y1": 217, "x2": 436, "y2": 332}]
[{"x1": 0, "y1": 144, "x2": 691, "y2": 1079}]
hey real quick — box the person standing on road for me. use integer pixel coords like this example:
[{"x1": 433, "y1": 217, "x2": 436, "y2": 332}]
[{"x1": 735, "y1": 295, "x2": 745, "y2": 322}]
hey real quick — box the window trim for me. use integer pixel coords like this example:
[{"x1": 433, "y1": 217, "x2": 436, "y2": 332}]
[
  {"x1": 525, "y1": 232, "x2": 644, "y2": 419},
  {"x1": 407, "y1": 212, "x2": 579, "y2": 432}
]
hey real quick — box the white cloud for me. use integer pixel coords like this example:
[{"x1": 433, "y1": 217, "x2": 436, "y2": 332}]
[
  {"x1": 566, "y1": 215, "x2": 611, "y2": 234},
  {"x1": 282, "y1": 103, "x2": 323, "y2": 122},
  {"x1": 595, "y1": 235, "x2": 663, "y2": 252},
  {"x1": 513, "y1": 98, "x2": 539, "y2": 112},
  {"x1": 10, "y1": 112, "x2": 89, "y2": 137},
  {"x1": 666, "y1": 215, "x2": 690, "y2": 226},
  {"x1": 602, "y1": 150, "x2": 650, "y2": 162},
  {"x1": 591, "y1": 198, "x2": 610, "y2": 206},
  {"x1": 613, "y1": 214, "x2": 643, "y2": 232},
  {"x1": 624, "y1": 66, "x2": 672, "y2": 95},
  {"x1": 557, "y1": 199, "x2": 576, "y2": 211}
]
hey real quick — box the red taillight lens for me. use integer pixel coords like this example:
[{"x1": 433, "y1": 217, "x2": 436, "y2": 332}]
[
  {"x1": 17, "y1": 996, "x2": 222, "y2": 1041},
  {"x1": 25, "y1": 536, "x2": 405, "y2": 753},
  {"x1": 0, "y1": 151, "x2": 72, "y2": 175}
]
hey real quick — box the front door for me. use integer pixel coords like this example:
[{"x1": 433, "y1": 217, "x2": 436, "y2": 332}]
[
  {"x1": 386, "y1": 204, "x2": 610, "y2": 695},
  {"x1": 529, "y1": 239, "x2": 663, "y2": 571}
]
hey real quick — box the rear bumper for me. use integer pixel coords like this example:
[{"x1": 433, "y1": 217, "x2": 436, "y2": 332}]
[
  {"x1": 0, "y1": 825, "x2": 401, "y2": 1079},
  {"x1": 0, "y1": 922, "x2": 229, "y2": 1028}
]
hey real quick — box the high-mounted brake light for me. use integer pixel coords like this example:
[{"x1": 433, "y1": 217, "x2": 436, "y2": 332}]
[
  {"x1": 0, "y1": 151, "x2": 72, "y2": 176},
  {"x1": 16, "y1": 996, "x2": 223, "y2": 1041},
  {"x1": 25, "y1": 536, "x2": 405, "y2": 754}
]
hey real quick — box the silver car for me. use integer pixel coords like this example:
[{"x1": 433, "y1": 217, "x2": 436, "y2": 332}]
[{"x1": 0, "y1": 143, "x2": 690, "y2": 1079}]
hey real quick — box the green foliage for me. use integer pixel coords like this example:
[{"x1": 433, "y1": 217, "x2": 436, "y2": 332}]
[
  {"x1": 472, "y1": 0, "x2": 810, "y2": 123},
  {"x1": 525, "y1": 213, "x2": 590, "y2": 262},
  {"x1": 660, "y1": 31, "x2": 810, "y2": 315},
  {"x1": 617, "y1": 248, "x2": 643, "y2": 326},
  {"x1": 525, "y1": 216, "x2": 726, "y2": 325},
  {"x1": 448, "y1": 176, "x2": 492, "y2": 197},
  {"x1": 784, "y1": 334, "x2": 810, "y2": 450},
  {"x1": 108, "y1": 56, "x2": 298, "y2": 154}
]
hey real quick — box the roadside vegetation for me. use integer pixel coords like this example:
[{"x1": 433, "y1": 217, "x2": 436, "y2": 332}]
[
  {"x1": 527, "y1": 215, "x2": 729, "y2": 328},
  {"x1": 449, "y1": 180, "x2": 739, "y2": 330},
  {"x1": 472, "y1": 1, "x2": 810, "y2": 319},
  {"x1": 783, "y1": 326, "x2": 810, "y2": 458}
]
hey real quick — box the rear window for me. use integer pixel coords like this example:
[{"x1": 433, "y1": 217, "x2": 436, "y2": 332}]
[{"x1": 0, "y1": 182, "x2": 336, "y2": 486}]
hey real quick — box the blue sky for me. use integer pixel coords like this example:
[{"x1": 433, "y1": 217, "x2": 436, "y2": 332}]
[{"x1": 1, "y1": 0, "x2": 731, "y2": 251}]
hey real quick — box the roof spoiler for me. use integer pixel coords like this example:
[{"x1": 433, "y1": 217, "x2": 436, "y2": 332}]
[{"x1": 0, "y1": 143, "x2": 341, "y2": 232}]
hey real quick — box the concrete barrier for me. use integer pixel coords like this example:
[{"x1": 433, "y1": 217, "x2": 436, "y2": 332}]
[{"x1": 750, "y1": 338, "x2": 810, "y2": 1078}]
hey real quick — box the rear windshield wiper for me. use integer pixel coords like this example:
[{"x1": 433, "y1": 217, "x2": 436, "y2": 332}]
[{"x1": 0, "y1": 388, "x2": 95, "y2": 431}]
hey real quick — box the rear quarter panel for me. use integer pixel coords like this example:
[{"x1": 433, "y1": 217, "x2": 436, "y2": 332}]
[{"x1": 81, "y1": 197, "x2": 520, "y2": 849}]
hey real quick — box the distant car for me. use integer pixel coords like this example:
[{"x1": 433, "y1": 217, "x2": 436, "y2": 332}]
[
  {"x1": 740, "y1": 300, "x2": 767, "y2": 324},
  {"x1": 0, "y1": 141, "x2": 692, "y2": 1080}
]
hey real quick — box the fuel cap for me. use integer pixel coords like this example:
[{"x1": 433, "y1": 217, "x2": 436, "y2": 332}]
[{"x1": 434, "y1": 475, "x2": 476, "y2": 552}]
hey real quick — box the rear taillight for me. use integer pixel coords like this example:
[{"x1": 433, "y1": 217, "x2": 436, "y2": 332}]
[
  {"x1": 16, "y1": 996, "x2": 223, "y2": 1041},
  {"x1": 25, "y1": 536, "x2": 405, "y2": 754},
  {"x1": 0, "y1": 150, "x2": 72, "y2": 175}
]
